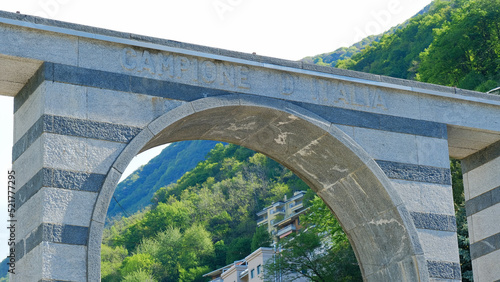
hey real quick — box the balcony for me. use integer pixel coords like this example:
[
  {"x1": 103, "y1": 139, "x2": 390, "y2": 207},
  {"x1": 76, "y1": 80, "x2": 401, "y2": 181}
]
[
  {"x1": 257, "y1": 217, "x2": 268, "y2": 225},
  {"x1": 276, "y1": 224, "x2": 296, "y2": 237},
  {"x1": 290, "y1": 202, "x2": 303, "y2": 211},
  {"x1": 270, "y1": 208, "x2": 285, "y2": 215}
]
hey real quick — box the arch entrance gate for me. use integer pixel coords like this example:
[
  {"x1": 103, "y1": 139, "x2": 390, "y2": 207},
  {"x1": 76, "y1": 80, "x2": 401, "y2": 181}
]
[{"x1": 1, "y1": 11, "x2": 499, "y2": 282}]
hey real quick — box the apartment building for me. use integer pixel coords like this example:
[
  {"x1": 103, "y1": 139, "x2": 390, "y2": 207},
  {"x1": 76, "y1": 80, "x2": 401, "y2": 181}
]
[
  {"x1": 203, "y1": 247, "x2": 274, "y2": 282},
  {"x1": 203, "y1": 247, "x2": 308, "y2": 282},
  {"x1": 256, "y1": 191, "x2": 307, "y2": 240}
]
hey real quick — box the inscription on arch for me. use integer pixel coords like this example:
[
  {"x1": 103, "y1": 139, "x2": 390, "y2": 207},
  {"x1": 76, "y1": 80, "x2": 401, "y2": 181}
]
[
  {"x1": 121, "y1": 47, "x2": 251, "y2": 90},
  {"x1": 121, "y1": 47, "x2": 387, "y2": 110}
]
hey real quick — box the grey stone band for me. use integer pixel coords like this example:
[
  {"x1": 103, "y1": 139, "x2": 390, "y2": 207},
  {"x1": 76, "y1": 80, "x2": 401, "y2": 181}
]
[
  {"x1": 376, "y1": 160, "x2": 452, "y2": 185},
  {"x1": 22, "y1": 223, "x2": 88, "y2": 261},
  {"x1": 12, "y1": 114, "x2": 141, "y2": 161},
  {"x1": 13, "y1": 62, "x2": 48, "y2": 112},
  {"x1": 294, "y1": 101, "x2": 448, "y2": 139},
  {"x1": 470, "y1": 232, "x2": 500, "y2": 260},
  {"x1": 411, "y1": 212, "x2": 457, "y2": 232},
  {"x1": 427, "y1": 260, "x2": 462, "y2": 280},
  {"x1": 15, "y1": 62, "x2": 448, "y2": 141},
  {"x1": 14, "y1": 62, "x2": 236, "y2": 112},
  {"x1": 466, "y1": 185, "x2": 500, "y2": 216},
  {"x1": 461, "y1": 139, "x2": 500, "y2": 173},
  {"x1": 15, "y1": 168, "x2": 105, "y2": 210}
]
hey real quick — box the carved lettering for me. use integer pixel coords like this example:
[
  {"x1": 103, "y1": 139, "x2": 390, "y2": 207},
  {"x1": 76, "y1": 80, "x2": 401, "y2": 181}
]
[
  {"x1": 281, "y1": 73, "x2": 295, "y2": 95},
  {"x1": 201, "y1": 60, "x2": 217, "y2": 83},
  {"x1": 121, "y1": 48, "x2": 137, "y2": 71},
  {"x1": 157, "y1": 53, "x2": 174, "y2": 78},
  {"x1": 139, "y1": 50, "x2": 155, "y2": 74},
  {"x1": 121, "y1": 48, "x2": 252, "y2": 91},
  {"x1": 218, "y1": 63, "x2": 234, "y2": 86},
  {"x1": 119, "y1": 48, "x2": 388, "y2": 110},
  {"x1": 335, "y1": 83, "x2": 349, "y2": 105},
  {"x1": 236, "y1": 66, "x2": 250, "y2": 89},
  {"x1": 176, "y1": 56, "x2": 190, "y2": 79}
]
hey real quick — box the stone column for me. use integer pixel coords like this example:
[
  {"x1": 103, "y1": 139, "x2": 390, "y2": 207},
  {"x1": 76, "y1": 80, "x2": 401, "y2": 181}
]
[
  {"x1": 10, "y1": 63, "x2": 175, "y2": 281},
  {"x1": 462, "y1": 141, "x2": 500, "y2": 282},
  {"x1": 337, "y1": 124, "x2": 462, "y2": 281}
]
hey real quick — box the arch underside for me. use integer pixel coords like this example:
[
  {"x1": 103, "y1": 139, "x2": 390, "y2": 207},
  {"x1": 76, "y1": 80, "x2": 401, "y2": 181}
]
[{"x1": 96, "y1": 95, "x2": 427, "y2": 281}]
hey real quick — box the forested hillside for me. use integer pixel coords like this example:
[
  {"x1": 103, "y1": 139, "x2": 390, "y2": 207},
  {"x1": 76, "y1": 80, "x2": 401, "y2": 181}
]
[
  {"x1": 334, "y1": 0, "x2": 500, "y2": 92},
  {"x1": 101, "y1": 143, "x2": 313, "y2": 281},
  {"x1": 309, "y1": 0, "x2": 500, "y2": 280},
  {"x1": 107, "y1": 140, "x2": 219, "y2": 221},
  {"x1": 105, "y1": 0, "x2": 499, "y2": 281},
  {"x1": 302, "y1": 2, "x2": 432, "y2": 68}
]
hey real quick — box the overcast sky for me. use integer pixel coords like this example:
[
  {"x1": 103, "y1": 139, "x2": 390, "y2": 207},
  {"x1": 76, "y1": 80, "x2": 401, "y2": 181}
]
[{"x1": 0, "y1": 0, "x2": 433, "y2": 259}]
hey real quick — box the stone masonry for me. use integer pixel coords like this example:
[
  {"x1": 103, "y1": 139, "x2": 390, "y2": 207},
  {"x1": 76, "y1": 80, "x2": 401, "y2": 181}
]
[{"x1": 1, "y1": 10, "x2": 500, "y2": 281}]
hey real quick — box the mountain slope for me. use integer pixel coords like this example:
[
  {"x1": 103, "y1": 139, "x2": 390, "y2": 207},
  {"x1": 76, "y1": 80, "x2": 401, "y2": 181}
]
[
  {"x1": 106, "y1": 140, "x2": 219, "y2": 221},
  {"x1": 302, "y1": 2, "x2": 432, "y2": 68}
]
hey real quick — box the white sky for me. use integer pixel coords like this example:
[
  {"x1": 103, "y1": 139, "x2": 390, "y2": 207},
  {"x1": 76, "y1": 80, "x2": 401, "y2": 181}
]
[{"x1": 0, "y1": 0, "x2": 433, "y2": 260}]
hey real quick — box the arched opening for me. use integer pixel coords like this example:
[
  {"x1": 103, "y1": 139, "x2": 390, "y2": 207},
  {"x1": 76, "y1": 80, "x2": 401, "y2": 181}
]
[{"x1": 90, "y1": 94, "x2": 427, "y2": 281}]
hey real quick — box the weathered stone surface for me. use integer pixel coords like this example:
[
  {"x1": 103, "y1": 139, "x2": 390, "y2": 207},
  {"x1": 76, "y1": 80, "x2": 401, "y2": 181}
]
[
  {"x1": 391, "y1": 179, "x2": 455, "y2": 215},
  {"x1": 4, "y1": 9, "x2": 500, "y2": 281}
]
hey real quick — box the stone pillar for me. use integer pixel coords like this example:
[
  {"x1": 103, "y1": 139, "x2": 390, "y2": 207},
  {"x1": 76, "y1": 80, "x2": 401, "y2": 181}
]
[
  {"x1": 10, "y1": 63, "x2": 175, "y2": 281},
  {"x1": 462, "y1": 141, "x2": 500, "y2": 282},
  {"x1": 337, "y1": 125, "x2": 462, "y2": 281}
]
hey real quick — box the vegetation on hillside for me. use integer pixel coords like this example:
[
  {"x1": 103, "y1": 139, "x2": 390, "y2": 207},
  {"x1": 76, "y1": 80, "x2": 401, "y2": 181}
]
[
  {"x1": 107, "y1": 140, "x2": 219, "y2": 221},
  {"x1": 334, "y1": 0, "x2": 500, "y2": 92},
  {"x1": 309, "y1": 0, "x2": 500, "y2": 280},
  {"x1": 101, "y1": 143, "x2": 312, "y2": 281}
]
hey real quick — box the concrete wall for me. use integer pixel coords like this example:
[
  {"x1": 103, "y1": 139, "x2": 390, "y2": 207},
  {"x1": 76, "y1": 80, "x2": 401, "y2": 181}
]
[{"x1": 462, "y1": 141, "x2": 500, "y2": 282}]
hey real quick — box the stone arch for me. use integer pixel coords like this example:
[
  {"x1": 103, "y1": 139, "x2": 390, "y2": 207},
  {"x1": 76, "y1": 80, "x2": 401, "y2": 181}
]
[{"x1": 89, "y1": 94, "x2": 428, "y2": 281}]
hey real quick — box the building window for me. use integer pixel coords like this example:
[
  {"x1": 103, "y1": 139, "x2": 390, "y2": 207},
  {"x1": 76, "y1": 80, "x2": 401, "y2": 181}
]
[
  {"x1": 257, "y1": 265, "x2": 261, "y2": 274},
  {"x1": 251, "y1": 269, "x2": 255, "y2": 278}
]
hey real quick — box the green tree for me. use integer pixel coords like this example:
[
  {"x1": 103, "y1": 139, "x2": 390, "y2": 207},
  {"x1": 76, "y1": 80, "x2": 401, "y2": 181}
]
[
  {"x1": 450, "y1": 160, "x2": 473, "y2": 281},
  {"x1": 264, "y1": 197, "x2": 361, "y2": 282},
  {"x1": 101, "y1": 244, "x2": 128, "y2": 282},
  {"x1": 120, "y1": 253, "x2": 160, "y2": 278},
  {"x1": 226, "y1": 237, "x2": 253, "y2": 264},
  {"x1": 418, "y1": 0, "x2": 500, "y2": 90},
  {"x1": 122, "y1": 269, "x2": 157, "y2": 282},
  {"x1": 251, "y1": 225, "x2": 273, "y2": 252}
]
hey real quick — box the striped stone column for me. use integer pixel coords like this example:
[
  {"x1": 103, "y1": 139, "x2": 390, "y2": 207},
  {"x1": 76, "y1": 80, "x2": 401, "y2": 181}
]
[
  {"x1": 462, "y1": 141, "x2": 500, "y2": 282},
  {"x1": 335, "y1": 124, "x2": 462, "y2": 281},
  {"x1": 10, "y1": 63, "x2": 175, "y2": 281}
]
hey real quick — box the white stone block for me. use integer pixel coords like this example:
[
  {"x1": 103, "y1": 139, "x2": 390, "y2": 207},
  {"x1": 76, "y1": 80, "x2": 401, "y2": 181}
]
[
  {"x1": 86, "y1": 138, "x2": 125, "y2": 174},
  {"x1": 43, "y1": 134, "x2": 87, "y2": 173},
  {"x1": 417, "y1": 229, "x2": 460, "y2": 263},
  {"x1": 42, "y1": 188, "x2": 97, "y2": 227},
  {"x1": 42, "y1": 242, "x2": 86, "y2": 282},
  {"x1": 44, "y1": 82, "x2": 87, "y2": 120},
  {"x1": 10, "y1": 240, "x2": 42, "y2": 282},
  {"x1": 466, "y1": 157, "x2": 500, "y2": 199},
  {"x1": 391, "y1": 179, "x2": 455, "y2": 216},
  {"x1": 13, "y1": 135, "x2": 43, "y2": 188},
  {"x1": 416, "y1": 136, "x2": 450, "y2": 168},
  {"x1": 472, "y1": 248, "x2": 500, "y2": 282},
  {"x1": 13, "y1": 82, "x2": 45, "y2": 143},
  {"x1": 87, "y1": 220, "x2": 104, "y2": 282},
  {"x1": 43, "y1": 134, "x2": 125, "y2": 174},
  {"x1": 15, "y1": 188, "x2": 43, "y2": 241},
  {"x1": 87, "y1": 87, "x2": 157, "y2": 127},
  {"x1": 469, "y1": 202, "x2": 500, "y2": 242},
  {"x1": 352, "y1": 127, "x2": 419, "y2": 165}
]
